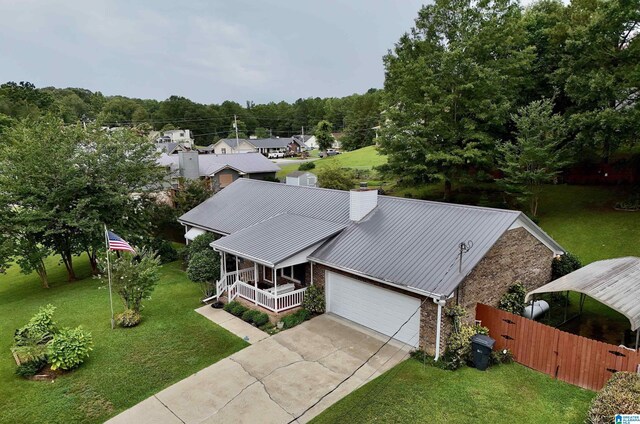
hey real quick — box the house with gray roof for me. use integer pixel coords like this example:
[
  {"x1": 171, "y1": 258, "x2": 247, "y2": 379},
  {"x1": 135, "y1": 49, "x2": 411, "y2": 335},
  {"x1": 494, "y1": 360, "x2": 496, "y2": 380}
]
[
  {"x1": 211, "y1": 137, "x2": 306, "y2": 156},
  {"x1": 159, "y1": 151, "x2": 280, "y2": 191},
  {"x1": 179, "y1": 179, "x2": 564, "y2": 357}
]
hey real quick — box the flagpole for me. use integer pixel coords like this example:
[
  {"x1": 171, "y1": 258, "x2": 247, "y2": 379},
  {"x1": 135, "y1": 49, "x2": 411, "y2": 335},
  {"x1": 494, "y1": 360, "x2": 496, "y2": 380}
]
[{"x1": 104, "y1": 224, "x2": 115, "y2": 330}]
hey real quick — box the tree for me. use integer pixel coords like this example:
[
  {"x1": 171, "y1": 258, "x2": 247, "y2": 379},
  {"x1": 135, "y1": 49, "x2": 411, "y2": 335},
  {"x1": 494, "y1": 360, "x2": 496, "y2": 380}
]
[
  {"x1": 254, "y1": 127, "x2": 269, "y2": 138},
  {"x1": 104, "y1": 247, "x2": 161, "y2": 313},
  {"x1": 557, "y1": 0, "x2": 640, "y2": 161},
  {"x1": 187, "y1": 250, "x2": 220, "y2": 298},
  {"x1": 227, "y1": 119, "x2": 248, "y2": 140},
  {"x1": 498, "y1": 99, "x2": 570, "y2": 217},
  {"x1": 314, "y1": 120, "x2": 334, "y2": 151},
  {"x1": 340, "y1": 90, "x2": 382, "y2": 151},
  {"x1": 0, "y1": 117, "x2": 166, "y2": 281},
  {"x1": 378, "y1": 0, "x2": 534, "y2": 200},
  {"x1": 173, "y1": 179, "x2": 214, "y2": 215},
  {"x1": 317, "y1": 165, "x2": 355, "y2": 191}
]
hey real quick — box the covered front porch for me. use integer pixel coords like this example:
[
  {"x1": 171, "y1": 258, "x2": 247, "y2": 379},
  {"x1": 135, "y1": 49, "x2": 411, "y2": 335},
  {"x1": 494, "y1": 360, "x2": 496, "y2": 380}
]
[
  {"x1": 217, "y1": 254, "x2": 310, "y2": 313},
  {"x1": 210, "y1": 213, "x2": 346, "y2": 314}
]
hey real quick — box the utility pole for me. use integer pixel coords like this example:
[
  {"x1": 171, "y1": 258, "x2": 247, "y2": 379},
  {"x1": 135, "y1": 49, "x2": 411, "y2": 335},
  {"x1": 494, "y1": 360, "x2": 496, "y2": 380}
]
[{"x1": 234, "y1": 114, "x2": 239, "y2": 153}]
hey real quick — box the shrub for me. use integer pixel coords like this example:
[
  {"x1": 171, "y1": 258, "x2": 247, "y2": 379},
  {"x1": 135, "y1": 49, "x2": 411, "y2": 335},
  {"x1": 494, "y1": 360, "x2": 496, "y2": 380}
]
[
  {"x1": 105, "y1": 247, "x2": 161, "y2": 313},
  {"x1": 242, "y1": 309, "x2": 260, "y2": 323},
  {"x1": 11, "y1": 343, "x2": 48, "y2": 365},
  {"x1": 282, "y1": 309, "x2": 311, "y2": 329},
  {"x1": 14, "y1": 304, "x2": 57, "y2": 346},
  {"x1": 146, "y1": 238, "x2": 178, "y2": 264},
  {"x1": 317, "y1": 165, "x2": 355, "y2": 190},
  {"x1": 15, "y1": 358, "x2": 46, "y2": 378},
  {"x1": 490, "y1": 348, "x2": 514, "y2": 365},
  {"x1": 442, "y1": 324, "x2": 489, "y2": 370},
  {"x1": 298, "y1": 161, "x2": 316, "y2": 171},
  {"x1": 253, "y1": 312, "x2": 269, "y2": 327},
  {"x1": 551, "y1": 252, "x2": 582, "y2": 279},
  {"x1": 115, "y1": 309, "x2": 142, "y2": 327},
  {"x1": 498, "y1": 282, "x2": 527, "y2": 315},
  {"x1": 47, "y1": 327, "x2": 93, "y2": 371},
  {"x1": 302, "y1": 285, "x2": 325, "y2": 314},
  {"x1": 187, "y1": 250, "x2": 220, "y2": 298},
  {"x1": 588, "y1": 372, "x2": 640, "y2": 424},
  {"x1": 188, "y1": 233, "x2": 217, "y2": 257},
  {"x1": 223, "y1": 301, "x2": 239, "y2": 313},
  {"x1": 230, "y1": 303, "x2": 248, "y2": 317}
]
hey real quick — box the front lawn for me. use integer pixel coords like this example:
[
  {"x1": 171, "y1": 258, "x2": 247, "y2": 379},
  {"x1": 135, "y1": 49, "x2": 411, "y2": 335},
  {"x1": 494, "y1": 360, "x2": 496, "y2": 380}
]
[
  {"x1": 311, "y1": 359, "x2": 594, "y2": 424},
  {"x1": 276, "y1": 146, "x2": 387, "y2": 179},
  {"x1": 0, "y1": 257, "x2": 247, "y2": 424}
]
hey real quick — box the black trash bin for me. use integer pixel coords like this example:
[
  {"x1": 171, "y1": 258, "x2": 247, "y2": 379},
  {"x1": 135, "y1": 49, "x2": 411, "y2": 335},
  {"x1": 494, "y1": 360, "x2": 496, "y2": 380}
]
[{"x1": 471, "y1": 334, "x2": 495, "y2": 371}]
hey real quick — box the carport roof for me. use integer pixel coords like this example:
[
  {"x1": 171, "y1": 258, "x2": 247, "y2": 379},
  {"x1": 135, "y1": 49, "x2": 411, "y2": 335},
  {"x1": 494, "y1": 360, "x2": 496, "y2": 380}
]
[
  {"x1": 210, "y1": 213, "x2": 346, "y2": 267},
  {"x1": 526, "y1": 257, "x2": 640, "y2": 330}
]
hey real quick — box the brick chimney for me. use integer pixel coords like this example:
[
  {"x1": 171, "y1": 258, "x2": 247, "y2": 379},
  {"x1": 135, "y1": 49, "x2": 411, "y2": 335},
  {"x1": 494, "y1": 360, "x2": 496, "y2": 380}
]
[{"x1": 349, "y1": 182, "x2": 378, "y2": 221}]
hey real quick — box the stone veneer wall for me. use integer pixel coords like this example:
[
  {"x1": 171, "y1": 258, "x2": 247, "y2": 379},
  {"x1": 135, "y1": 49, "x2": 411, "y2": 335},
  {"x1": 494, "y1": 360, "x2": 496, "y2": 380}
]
[{"x1": 419, "y1": 227, "x2": 555, "y2": 354}]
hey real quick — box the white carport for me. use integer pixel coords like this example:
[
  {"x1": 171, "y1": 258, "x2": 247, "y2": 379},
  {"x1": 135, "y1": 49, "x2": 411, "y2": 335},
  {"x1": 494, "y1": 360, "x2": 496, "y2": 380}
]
[
  {"x1": 526, "y1": 257, "x2": 640, "y2": 349},
  {"x1": 184, "y1": 227, "x2": 207, "y2": 243}
]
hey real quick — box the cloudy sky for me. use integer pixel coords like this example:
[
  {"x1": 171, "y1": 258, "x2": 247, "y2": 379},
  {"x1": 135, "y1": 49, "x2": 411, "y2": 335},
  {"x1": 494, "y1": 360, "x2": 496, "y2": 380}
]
[{"x1": 0, "y1": 0, "x2": 545, "y2": 104}]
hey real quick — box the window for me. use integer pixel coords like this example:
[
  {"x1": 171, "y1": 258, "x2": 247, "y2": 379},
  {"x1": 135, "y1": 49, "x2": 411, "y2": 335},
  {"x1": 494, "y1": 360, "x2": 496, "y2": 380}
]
[
  {"x1": 280, "y1": 264, "x2": 306, "y2": 284},
  {"x1": 263, "y1": 266, "x2": 273, "y2": 282},
  {"x1": 221, "y1": 148, "x2": 227, "y2": 154},
  {"x1": 281, "y1": 266, "x2": 294, "y2": 280}
]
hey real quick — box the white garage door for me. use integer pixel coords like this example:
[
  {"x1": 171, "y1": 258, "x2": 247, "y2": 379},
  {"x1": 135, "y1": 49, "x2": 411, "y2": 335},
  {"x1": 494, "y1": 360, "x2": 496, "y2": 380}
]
[{"x1": 326, "y1": 271, "x2": 420, "y2": 347}]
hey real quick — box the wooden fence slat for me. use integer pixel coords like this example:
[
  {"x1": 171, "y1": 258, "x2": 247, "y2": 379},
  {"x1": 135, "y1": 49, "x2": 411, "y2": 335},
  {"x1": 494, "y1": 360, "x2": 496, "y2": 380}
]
[{"x1": 476, "y1": 303, "x2": 640, "y2": 391}]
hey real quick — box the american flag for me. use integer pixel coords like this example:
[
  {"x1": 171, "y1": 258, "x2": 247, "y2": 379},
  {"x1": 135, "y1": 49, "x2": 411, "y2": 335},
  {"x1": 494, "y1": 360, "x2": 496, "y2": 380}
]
[{"x1": 106, "y1": 230, "x2": 136, "y2": 254}]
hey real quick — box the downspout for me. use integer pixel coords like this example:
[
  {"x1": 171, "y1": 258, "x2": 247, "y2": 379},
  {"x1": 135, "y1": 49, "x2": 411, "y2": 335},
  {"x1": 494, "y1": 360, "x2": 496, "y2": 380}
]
[{"x1": 434, "y1": 296, "x2": 447, "y2": 361}]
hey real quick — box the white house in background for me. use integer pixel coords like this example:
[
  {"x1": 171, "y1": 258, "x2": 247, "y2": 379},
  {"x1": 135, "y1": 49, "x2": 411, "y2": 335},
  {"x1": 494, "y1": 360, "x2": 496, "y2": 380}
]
[
  {"x1": 293, "y1": 135, "x2": 315, "y2": 150},
  {"x1": 286, "y1": 171, "x2": 317, "y2": 187},
  {"x1": 162, "y1": 129, "x2": 194, "y2": 143},
  {"x1": 212, "y1": 138, "x2": 258, "y2": 154}
]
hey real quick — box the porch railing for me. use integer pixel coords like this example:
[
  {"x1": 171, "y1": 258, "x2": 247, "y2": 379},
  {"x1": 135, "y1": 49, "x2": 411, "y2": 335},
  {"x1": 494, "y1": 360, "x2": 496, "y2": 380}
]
[{"x1": 233, "y1": 280, "x2": 307, "y2": 313}]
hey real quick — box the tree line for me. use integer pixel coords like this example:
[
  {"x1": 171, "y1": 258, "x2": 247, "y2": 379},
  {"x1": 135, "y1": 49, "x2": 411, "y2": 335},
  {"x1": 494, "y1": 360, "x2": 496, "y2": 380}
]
[
  {"x1": 0, "y1": 82, "x2": 382, "y2": 151},
  {"x1": 379, "y1": 0, "x2": 639, "y2": 204}
]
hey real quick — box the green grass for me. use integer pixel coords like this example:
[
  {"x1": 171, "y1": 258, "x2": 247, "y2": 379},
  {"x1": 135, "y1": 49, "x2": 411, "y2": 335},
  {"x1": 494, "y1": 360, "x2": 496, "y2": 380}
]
[
  {"x1": 537, "y1": 185, "x2": 639, "y2": 264},
  {"x1": 276, "y1": 146, "x2": 387, "y2": 179},
  {"x1": 311, "y1": 360, "x2": 594, "y2": 424},
  {"x1": 0, "y1": 256, "x2": 247, "y2": 424}
]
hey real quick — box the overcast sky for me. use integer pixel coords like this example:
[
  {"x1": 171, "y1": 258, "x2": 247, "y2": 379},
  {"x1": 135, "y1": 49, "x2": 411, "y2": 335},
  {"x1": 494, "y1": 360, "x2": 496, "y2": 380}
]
[{"x1": 1, "y1": 0, "x2": 546, "y2": 105}]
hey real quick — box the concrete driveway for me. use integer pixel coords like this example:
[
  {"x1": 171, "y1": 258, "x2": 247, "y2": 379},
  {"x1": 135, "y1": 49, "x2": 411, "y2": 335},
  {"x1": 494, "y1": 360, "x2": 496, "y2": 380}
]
[{"x1": 107, "y1": 314, "x2": 411, "y2": 424}]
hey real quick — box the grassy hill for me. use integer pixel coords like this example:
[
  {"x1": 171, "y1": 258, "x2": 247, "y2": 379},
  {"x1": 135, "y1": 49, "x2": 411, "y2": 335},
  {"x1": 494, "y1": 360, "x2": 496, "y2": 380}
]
[{"x1": 276, "y1": 145, "x2": 387, "y2": 179}]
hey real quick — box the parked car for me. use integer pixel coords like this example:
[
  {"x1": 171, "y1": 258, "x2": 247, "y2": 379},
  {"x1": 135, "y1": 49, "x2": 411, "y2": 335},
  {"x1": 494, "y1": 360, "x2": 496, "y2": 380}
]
[
  {"x1": 267, "y1": 152, "x2": 285, "y2": 159},
  {"x1": 320, "y1": 149, "x2": 340, "y2": 158}
]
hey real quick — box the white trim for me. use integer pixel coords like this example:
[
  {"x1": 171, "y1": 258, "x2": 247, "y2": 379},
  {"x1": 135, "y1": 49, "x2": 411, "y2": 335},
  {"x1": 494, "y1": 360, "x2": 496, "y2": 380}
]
[{"x1": 262, "y1": 265, "x2": 273, "y2": 283}]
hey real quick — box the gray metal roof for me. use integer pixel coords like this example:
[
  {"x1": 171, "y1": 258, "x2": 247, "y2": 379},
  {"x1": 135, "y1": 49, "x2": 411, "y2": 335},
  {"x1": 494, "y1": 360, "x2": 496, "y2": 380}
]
[
  {"x1": 179, "y1": 179, "x2": 351, "y2": 234},
  {"x1": 180, "y1": 179, "x2": 562, "y2": 297},
  {"x1": 309, "y1": 197, "x2": 522, "y2": 297},
  {"x1": 157, "y1": 153, "x2": 279, "y2": 177},
  {"x1": 211, "y1": 214, "x2": 346, "y2": 266},
  {"x1": 527, "y1": 257, "x2": 640, "y2": 330},
  {"x1": 250, "y1": 138, "x2": 295, "y2": 148}
]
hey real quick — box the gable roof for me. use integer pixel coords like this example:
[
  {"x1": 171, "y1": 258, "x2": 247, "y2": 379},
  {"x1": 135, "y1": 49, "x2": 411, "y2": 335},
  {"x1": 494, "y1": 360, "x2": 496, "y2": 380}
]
[
  {"x1": 286, "y1": 171, "x2": 315, "y2": 178},
  {"x1": 179, "y1": 179, "x2": 563, "y2": 297},
  {"x1": 157, "y1": 152, "x2": 279, "y2": 178},
  {"x1": 214, "y1": 138, "x2": 254, "y2": 149},
  {"x1": 211, "y1": 214, "x2": 346, "y2": 267}
]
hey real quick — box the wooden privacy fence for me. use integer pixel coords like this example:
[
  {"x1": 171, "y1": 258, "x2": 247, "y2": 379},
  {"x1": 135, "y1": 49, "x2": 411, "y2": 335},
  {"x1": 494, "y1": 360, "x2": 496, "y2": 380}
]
[{"x1": 476, "y1": 303, "x2": 640, "y2": 391}]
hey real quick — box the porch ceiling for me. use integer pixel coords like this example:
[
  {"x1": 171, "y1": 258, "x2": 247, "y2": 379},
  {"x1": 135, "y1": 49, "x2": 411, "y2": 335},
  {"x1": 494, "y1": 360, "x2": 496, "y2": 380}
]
[{"x1": 210, "y1": 213, "x2": 346, "y2": 267}]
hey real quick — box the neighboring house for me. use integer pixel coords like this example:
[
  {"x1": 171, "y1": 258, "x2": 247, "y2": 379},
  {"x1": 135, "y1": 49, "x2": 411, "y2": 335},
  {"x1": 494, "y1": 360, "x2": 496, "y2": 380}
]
[
  {"x1": 211, "y1": 137, "x2": 306, "y2": 156},
  {"x1": 293, "y1": 135, "x2": 316, "y2": 150},
  {"x1": 161, "y1": 129, "x2": 194, "y2": 144},
  {"x1": 178, "y1": 179, "x2": 564, "y2": 357},
  {"x1": 158, "y1": 151, "x2": 280, "y2": 191},
  {"x1": 286, "y1": 171, "x2": 317, "y2": 187},
  {"x1": 156, "y1": 142, "x2": 191, "y2": 155},
  {"x1": 212, "y1": 138, "x2": 258, "y2": 154}
]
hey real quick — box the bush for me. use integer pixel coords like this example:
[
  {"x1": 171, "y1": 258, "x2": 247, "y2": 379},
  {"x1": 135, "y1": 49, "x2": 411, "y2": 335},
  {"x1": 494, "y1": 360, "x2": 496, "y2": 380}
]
[
  {"x1": 302, "y1": 285, "x2": 325, "y2": 314},
  {"x1": 498, "y1": 282, "x2": 527, "y2": 315},
  {"x1": 104, "y1": 247, "x2": 161, "y2": 313},
  {"x1": 442, "y1": 324, "x2": 489, "y2": 370},
  {"x1": 146, "y1": 238, "x2": 178, "y2": 264},
  {"x1": 317, "y1": 165, "x2": 355, "y2": 190},
  {"x1": 47, "y1": 327, "x2": 93, "y2": 371},
  {"x1": 551, "y1": 252, "x2": 582, "y2": 279},
  {"x1": 15, "y1": 358, "x2": 46, "y2": 377},
  {"x1": 242, "y1": 309, "x2": 260, "y2": 323},
  {"x1": 14, "y1": 304, "x2": 57, "y2": 346},
  {"x1": 588, "y1": 372, "x2": 640, "y2": 424},
  {"x1": 11, "y1": 343, "x2": 48, "y2": 365},
  {"x1": 223, "y1": 301, "x2": 239, "y2": 313},
  {"x1": 187, "y1": 250, "x2": 220, "y2": 298},
  {"x1": 188, "y1": 232, "x2": 217, "y2": 257},
  {"x1": 490, "y1": 348, "x2": 514, "y2": 365},
  {"x1": 115, "y1": 309, "x2": 142, "y2": 327},
  {"x1": 298, "y1": 161, "x2": 316, "y2": 171},
  {"x1": 282, "y1": 309, "x2": 311, "y2": 329},
  {"x1": 230, "y1": 303, "x2": 248, "y2": 317},
  {"x1": 253, "y1": 312, "x2": 269, "y2": 327}
]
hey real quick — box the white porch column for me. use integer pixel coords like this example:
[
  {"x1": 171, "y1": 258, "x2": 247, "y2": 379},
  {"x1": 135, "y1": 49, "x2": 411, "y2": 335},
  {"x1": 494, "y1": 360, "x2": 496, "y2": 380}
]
[
  {"x1": 254, "y1": 263, "x2": 258, "y2": 305},
  {"x1": 235, "y1": 255, "x2": 239, "y2": 281},
  {"x1": 310, "y1": 262, "x2": 314, "y2": 285},
  {"x1": 273, "y1": 266, "x2": 278, "y2": 312}
]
